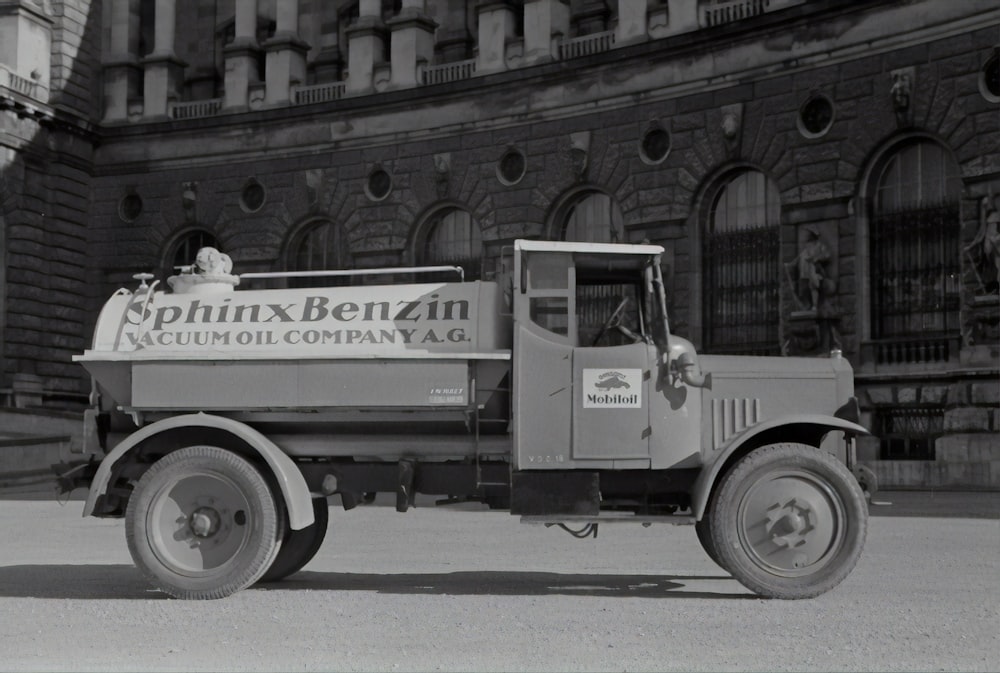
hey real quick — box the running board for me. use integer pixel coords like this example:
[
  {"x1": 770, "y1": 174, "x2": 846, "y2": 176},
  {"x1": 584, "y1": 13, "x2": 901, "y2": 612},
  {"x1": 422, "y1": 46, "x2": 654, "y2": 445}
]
[{"x1": 519, "y1": 513, "x2": 696, "y2": 526}]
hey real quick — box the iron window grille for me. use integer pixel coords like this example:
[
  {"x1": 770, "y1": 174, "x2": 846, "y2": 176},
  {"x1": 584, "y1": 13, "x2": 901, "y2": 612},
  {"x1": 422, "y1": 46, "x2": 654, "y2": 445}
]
[
  {"x1": 874, "y1": 404, "x2": 944, "y2": 461},
  {"x1": 870, "y1": 202, "x2": 961, "y2": 363},
  {"x1": 704, "y1": 171, "x2": 781, "y2": 355}
]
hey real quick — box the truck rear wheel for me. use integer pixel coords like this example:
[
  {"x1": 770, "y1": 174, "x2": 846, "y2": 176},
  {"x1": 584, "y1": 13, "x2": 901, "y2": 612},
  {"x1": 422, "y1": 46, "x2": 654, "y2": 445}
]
[
  {"x1": 125, "y1": 446, "x2": 283, "y2": 599},
  {"x1": 709, "y1": 443, "x2": 867, "y2": 599},
  {"x1": 260, "y1": 497, "x2": 329, "y2": 583}
]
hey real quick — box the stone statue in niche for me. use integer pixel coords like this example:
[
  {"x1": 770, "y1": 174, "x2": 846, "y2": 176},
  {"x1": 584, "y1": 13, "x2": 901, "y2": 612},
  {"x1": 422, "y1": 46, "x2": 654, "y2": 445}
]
[
  {"x1": 785, "y1": 225, "x2": 834, "y2": 313},
  {"x1": 434, "y1": 153, "x2": 451, "y2": 197},
  {"x1": 965, "y1": 194, "x2": 1000, "y2": 295},
  {"x1": 890, "y1": 69, "x2": 913, "y2": 127},
  {"x1": 569, "y1": 131, "x2": 590, "y2": 180},
  {"x1": 783, "y1": 225, "x2": 841, "y2": 356},
  {"x1": 182, "y1": 182, "x2": 197, "y2": 224}
]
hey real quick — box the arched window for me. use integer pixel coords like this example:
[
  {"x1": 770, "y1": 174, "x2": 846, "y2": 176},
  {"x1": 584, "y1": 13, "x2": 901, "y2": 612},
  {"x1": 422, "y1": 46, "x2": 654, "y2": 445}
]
[
  {"x1": 561, "y1": 191, "x2": 623, "y2": 243},
  {"x1": 166, "y1": 229, "x2": 219, "y2": 277},
  {"x1": 289, "y1": 220, "x2": 352, "y2": 287},
  {"x1": 703, "y1": 170, "x2": 781, "y2": 355},
  {"x1": 420, "y1": 208, "x2": 482, "y2": 280},
  {"x1": 869, "y1": 140, "x2": 962, "y2": 362}
]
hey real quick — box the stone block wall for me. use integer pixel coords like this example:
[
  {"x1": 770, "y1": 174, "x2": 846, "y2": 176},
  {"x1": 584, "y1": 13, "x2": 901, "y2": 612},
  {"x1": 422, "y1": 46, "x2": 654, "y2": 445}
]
[{"x1": 858, "y1": 377, "x2": 1000, "y2": 489}]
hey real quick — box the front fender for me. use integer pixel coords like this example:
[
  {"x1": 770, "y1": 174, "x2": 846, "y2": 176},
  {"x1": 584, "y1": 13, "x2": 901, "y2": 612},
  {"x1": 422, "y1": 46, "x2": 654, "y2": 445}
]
[
  {"x1": 83, "y1": 413, "x2": 315, "y2": 530},
  {"x1": 690, "y1": 414, "x2": 870, "y2": 520}
]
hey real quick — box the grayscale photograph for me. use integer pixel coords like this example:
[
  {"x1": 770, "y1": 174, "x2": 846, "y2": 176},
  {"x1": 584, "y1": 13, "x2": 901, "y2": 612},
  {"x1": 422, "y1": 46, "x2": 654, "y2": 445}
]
[{"x1": 0, "y1": 0, "x2": 998, "y2": 671}]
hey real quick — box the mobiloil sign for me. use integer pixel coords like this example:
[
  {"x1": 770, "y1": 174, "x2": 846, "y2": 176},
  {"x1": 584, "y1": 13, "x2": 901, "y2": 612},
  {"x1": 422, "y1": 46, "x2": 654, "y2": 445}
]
[{"x1": 582, "y1": 369, "x2": 642, "y2": 408}]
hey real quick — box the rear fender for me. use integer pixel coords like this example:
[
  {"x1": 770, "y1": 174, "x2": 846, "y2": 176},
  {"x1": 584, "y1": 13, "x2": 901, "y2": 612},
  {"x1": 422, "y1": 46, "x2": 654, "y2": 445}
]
[
  {"x1": 690, "y1": 414, "x2": 870, "y2": 520},
  {"x1": 83, "y1": 413, "x2": 315, "y2": 530}
]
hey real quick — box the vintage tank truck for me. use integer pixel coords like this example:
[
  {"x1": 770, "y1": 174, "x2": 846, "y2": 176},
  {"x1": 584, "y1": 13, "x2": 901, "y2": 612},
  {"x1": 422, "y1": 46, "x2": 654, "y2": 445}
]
[{"x1": 74, "y1": 239, "x2": 872, "y2": 600}]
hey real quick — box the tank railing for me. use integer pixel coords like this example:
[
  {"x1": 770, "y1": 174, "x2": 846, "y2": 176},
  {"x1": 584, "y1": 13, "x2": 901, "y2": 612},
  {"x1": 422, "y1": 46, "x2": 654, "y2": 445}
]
[{"x1": 239, "y1": 265, "x2": 465, "y2": 282}]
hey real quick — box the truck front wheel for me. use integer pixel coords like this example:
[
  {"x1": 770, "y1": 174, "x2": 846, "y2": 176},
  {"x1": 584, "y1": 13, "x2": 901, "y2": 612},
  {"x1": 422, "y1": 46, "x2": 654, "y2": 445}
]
[
  {"x1": 709, "y1": 443, "x2": 867, "y2": 599},
  {"x1": 125, "y1": 446, "x2": 283, "y2": 599}
]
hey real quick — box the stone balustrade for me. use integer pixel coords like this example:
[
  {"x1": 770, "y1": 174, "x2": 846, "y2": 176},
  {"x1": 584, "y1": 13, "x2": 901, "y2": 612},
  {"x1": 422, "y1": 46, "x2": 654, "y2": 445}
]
[{"x1": 98, "y1": 0, "x2": 801, "y2": 122}]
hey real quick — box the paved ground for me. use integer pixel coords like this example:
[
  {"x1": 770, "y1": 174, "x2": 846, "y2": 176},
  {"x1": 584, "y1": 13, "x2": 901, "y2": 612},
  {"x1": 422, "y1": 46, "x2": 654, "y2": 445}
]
[{"x1": 0, "y1": 490, "x2": 997, "y2": 672}]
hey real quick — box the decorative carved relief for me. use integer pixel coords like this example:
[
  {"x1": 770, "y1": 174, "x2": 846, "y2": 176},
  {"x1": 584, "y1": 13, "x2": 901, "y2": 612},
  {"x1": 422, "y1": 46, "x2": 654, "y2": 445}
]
[
  {"x1": 965, "y1": 194, "x2": 1000, "y2": 296},
  {"x1": 783, "y1": 224, "x2": 841, "y2": 356},
  {"x1": 433, "y1": 152, "x2": 451, "y2": 197},
  {"x1": 719, "y1": 102, "x2": 743, "y2": 156},
  {"x1": 569, "y1": 131, "x2": 590, "y2": 180},
  {"x1": 182, "y1": 182, "x2": 197, "y2": 223},
  {"x1": 785, "y1": 225, "x2": 836, "y2": 314},
  {"x1": 890, "y1": 67, "x2": 914, "y2": 127}
]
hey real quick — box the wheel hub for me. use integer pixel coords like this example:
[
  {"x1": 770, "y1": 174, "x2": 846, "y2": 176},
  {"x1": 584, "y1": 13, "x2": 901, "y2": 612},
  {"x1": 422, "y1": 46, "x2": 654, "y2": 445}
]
[
  {"x1": 737, "y1": 469, "x2": 846, "y2": 577},
  {"x1": 189, "y1": 507, "x2": 222, "y2": 538},
  {"x1": 765, "y1": 498, "x2": 814, "y2": 549}
]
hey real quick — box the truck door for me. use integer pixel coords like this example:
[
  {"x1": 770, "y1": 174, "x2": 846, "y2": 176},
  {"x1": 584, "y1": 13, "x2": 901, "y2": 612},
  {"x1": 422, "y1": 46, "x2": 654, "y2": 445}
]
[{"x1": 513, "y1": 243, "x2": 654, "y2": 469}]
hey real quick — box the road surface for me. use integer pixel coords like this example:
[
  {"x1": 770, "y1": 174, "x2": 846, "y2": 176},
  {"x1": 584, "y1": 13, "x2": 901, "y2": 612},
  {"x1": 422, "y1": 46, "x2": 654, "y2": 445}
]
[{"x1": 0, "y1": 497, "x2": 997, "y2": 672}]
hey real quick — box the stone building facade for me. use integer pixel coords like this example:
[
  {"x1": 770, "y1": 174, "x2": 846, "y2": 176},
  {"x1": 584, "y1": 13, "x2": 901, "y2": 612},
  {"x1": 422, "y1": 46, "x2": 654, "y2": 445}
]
[{"x1": 2, "y1": 0, "x2": 998, "y2": 488}]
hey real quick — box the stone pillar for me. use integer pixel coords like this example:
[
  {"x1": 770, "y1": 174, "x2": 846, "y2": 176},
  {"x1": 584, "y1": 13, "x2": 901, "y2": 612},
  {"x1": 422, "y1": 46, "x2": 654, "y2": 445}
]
[
  {"x1": 523, "y1": 0, "x2": 569, "y2": 65},
  {"x1": 664, "y1": 0, "x2": 698, "y2": 35},
  {"x1": 387, "y1": 0, "x2": 437, "y2": 88},
  {"x1": 345, "y1": 0, "x2": 386, "y2": 94},
  {"x1": 615, "y1": 0, "x2": 647, "y2": 45},
  {"x1": 102, "y1": 0, "x2": 140, "y2": 121},
  {"x1": 476, "y1": 0, "x2": 517, "y2": 74},
  {"x1": 224, "y1": 0, "x2": 261, "y2": 109},
  {"x1": 141, "y1": 0, "x2": 187, "y2": 118},
  {"x1": 264, "y1": 0, "x2": 310, "y2": 104}
]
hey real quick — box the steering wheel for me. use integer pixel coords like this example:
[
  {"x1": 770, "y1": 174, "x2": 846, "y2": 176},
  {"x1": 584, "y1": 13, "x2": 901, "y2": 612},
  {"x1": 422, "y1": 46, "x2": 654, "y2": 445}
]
[{"x1": 591, "y1": 297, "x2": 642, "y2": 346}]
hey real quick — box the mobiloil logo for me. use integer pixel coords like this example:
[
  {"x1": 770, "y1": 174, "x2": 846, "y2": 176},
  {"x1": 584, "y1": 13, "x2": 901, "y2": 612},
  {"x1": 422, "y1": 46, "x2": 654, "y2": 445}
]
[{"x1": 582, "y1": 369, "x2": 642, "y2": 409}]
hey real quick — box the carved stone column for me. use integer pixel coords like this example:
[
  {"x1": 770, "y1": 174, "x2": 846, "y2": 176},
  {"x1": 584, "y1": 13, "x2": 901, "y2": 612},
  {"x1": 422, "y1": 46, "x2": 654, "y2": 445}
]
[
  {"x1": 615, "y1": 0, "x2": 647, "y2": 45},
  {"x1": 102, "y1": 0, "x2": 139, "y2": 120},
  {"x1": 264, "y1": 0, "x2": 310, "y2": 104},
  {"x1": 345, "y1": 0, "x2": 386, "y2": 94},
  {"x1": 224, "y1": 0, "x2": 261, "y2": 109},
  {"x1": 523, "y1": 0, "x2": 569, "y2": 65},
  {"x1": 476, "y1": 0, "x2": 517, "y2": 74},
  {"x1": 388, "y1": 0, "x2": 437, "y2": 88},
  {"x1": 141, "y1": 0, "x2": 187, "y2": 118}
]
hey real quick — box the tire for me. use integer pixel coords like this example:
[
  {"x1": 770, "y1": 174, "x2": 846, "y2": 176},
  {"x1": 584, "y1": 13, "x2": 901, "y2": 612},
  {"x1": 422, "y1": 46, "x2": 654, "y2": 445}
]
[
  {"x1": 695, "y1": 515, "x2": 726, "y2": 571},
  {"x1": 259, "y1": 496, "x2": 329, "y2": 583},
  {"x1": 125, "y1": 446, "x2": 283, "y2": 599},
  {"x1": 709, "y1": 442, "x2": 867, "y2": 599}
]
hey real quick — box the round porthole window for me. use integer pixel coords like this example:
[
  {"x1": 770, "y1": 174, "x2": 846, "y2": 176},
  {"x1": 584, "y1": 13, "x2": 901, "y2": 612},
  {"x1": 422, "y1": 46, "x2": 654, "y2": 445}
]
[
  {"x1": 240, "y1": 178, "x2": 266, "y2": 213},
  {"x1": 798, "y1": 95, "x2": 835, "y2": 138},
  {"x1": 639, "y1": 125, "x2": 671, "y2": 165},
  {"x1": 366, "y1": 167, "x2": 393, "y2": 201},
  {"x1": 118, "y1": 192, "x2": 143, "y2": 222},
  {"x1": 979, "y1": 50, "x2": 1000, "y2": 103},
  {"x1": 497, "y1": 148, "x2": 526, "y2": 186}
]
